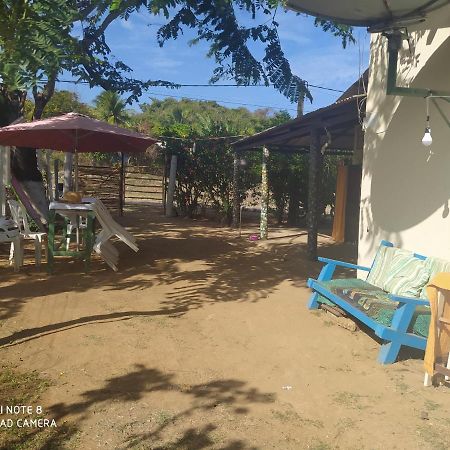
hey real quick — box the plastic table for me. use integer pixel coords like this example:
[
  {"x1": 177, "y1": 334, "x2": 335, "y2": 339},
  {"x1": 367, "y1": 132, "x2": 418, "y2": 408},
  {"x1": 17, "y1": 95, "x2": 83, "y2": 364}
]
[{"x1": 47, "y1": 201, "x2": 95, "y2": 273}]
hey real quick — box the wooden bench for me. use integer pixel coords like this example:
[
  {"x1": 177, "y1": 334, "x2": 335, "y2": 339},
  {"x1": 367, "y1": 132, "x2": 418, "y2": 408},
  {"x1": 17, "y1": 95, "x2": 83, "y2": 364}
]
[{"x1": 307, "y1": 240, "x2": 431, "y2": 364}]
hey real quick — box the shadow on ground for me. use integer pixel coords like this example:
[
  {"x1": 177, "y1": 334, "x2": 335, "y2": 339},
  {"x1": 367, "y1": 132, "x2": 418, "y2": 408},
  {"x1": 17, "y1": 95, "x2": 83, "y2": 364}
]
[
  {"x1": 48, "y1": 364, "x2": 273, "y2": 449},
  {"x1": 0, "y1": 205, "x2": 354, "y2": 347}
]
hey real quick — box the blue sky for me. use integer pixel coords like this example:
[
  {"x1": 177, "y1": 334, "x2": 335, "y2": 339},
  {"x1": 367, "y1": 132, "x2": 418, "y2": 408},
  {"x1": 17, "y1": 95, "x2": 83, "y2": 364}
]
[{"x1": 60, "y1": 7, "x2": 370, "y2": 117}]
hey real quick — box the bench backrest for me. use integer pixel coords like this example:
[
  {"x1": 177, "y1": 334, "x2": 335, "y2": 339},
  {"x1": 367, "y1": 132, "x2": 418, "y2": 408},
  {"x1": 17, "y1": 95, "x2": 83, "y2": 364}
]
[
  {"x1": 367, "y1": 241, "x2": 431, "y2": 298},
  {"x1": 369, "y1": 241, "x2": 450, "y2": 300}
]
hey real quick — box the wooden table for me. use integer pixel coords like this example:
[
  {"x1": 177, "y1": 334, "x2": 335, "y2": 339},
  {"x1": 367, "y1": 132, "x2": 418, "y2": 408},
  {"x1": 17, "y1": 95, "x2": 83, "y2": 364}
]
[{"x1": 47, "y1": 201, "x2": 95, "y2": 274}]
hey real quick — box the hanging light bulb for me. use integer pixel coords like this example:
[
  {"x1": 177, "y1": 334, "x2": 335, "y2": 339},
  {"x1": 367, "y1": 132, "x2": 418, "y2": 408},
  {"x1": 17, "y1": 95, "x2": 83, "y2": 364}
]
[
  {"x1": 422, "y1": 96, "x2": 432, "y2": 147},
  {"x1": 422, "y1": 127, "x2": 433, "y2": 146}
]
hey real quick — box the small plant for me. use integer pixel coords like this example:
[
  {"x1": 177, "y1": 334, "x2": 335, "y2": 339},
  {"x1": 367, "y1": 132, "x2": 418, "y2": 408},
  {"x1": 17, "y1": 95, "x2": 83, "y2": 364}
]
[
  {"x1": 153, "y1": 410, "x2": 174, "y2": 426},
  {"x1": 332, "y1": 391, "x2": 368, "y2": 410},
  {"x1": 0, "y1": 366, "x2": 76, "y2": 449}
]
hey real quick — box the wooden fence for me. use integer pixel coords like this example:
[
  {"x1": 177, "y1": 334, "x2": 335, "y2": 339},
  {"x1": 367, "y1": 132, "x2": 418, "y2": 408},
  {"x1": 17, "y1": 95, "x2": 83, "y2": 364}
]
[
  {"x1": 125, "y1": 165, "x2": 164, "y2": 205},
  {"x1": 76, "y1": 164, "x2": 165, "y2": 214},
  {"x1": 78, "y1": 165, "x2": 122, "y2": 212}
]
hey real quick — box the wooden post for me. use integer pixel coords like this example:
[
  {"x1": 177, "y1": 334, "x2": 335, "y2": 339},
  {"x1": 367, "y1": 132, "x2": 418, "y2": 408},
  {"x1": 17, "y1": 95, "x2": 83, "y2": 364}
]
[
  {"x1": 63, "y1": 152, "x2": 73, "y2": 194},
  {"x1": 162, "y1": 153, "x2": 168, "y2": 214},
  {"x1": 166, "y1": 154, "x2": 177, "y2": 217},
  {"x1": 260, "y1": 146, "x2": 269, "y2": 240},
  {"x1": 232, "y1": 151, "x2": 240, "y2": 228},
  {"x1": 297, "y1": 93, "x2": 305, "y2": 118},
  {"x1": 46, "y1": 150, "x2": 53, "y2": 201},
  {"x1": 307, "y1": 129, "x2": 323, "y2": 261}
]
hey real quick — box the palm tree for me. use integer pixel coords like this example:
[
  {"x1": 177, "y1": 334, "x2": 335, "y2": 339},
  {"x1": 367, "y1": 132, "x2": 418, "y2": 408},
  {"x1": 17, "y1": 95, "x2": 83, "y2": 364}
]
[
  {"x1": 92, "y1": 91, "x2": 130, "y2": 165},
  {"x1": 94, "y1": 91, "x2": 129, "y2": 125}
]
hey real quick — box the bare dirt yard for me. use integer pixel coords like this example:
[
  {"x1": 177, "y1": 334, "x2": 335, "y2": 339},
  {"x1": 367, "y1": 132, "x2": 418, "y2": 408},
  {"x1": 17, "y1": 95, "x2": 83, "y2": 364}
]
[{"x1": 0, "y1": 205, "x2": 449, "y2": 450}]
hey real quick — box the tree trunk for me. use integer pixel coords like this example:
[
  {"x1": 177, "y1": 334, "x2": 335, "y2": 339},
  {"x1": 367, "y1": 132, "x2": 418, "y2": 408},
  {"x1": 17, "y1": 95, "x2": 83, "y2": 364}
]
[
  {"x1": 287, "y1": 187, "x2": 300, "y2": 226},
  {"x1": 0, "y1": 87, "x2": 22, "y2": 217},
  {"x1": 260, "y1": 146, "x2": 269, "y2": 240},
  {"x1": 166, "y1": 154, "x2": 177, "y2": 217},
  {"x1": 3, "y1": 75, "x2": 58, "y2": 224},
  {"x1": 0, "y1": 87, "x2": 27, "y2": 126},
  {"x1": 307, "y1": 129, "x2": 323, "y2": 261},
  {"x1": 0, "y1": 146, "x2": 10, "y2": 215},
  {"x1": 11, "y1": 75, "x2": 57, "y2": 181},
  {"x1": 232, "y1": 151, "x2": 240, "y2": 228},
  {"x1": 276, "y1": 198, "x2": 286, "y2": 225},
  {"x1": 32, "y1": 75, "x2": 56, "y2": 120}
]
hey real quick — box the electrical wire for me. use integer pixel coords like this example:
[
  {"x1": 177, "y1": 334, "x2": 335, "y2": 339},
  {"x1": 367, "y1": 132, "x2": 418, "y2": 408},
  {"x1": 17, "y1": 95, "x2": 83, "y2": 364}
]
[
  {"x1": 52, "y1": 77, "x2": 346, "y2": 112},
  {"x1": 52, "y1": 78, "x2": 345, "y2": 111},
  {"x1": 54, "y1": 78, "x2": 345, "y2": 93}
]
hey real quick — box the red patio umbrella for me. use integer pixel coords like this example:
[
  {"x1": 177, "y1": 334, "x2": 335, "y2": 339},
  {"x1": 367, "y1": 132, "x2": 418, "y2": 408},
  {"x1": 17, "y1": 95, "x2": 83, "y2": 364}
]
[
  {"x1": 0, "y1": 112, "x2": 158, "y2": 190},
  {"x1": 0, "y1": 112, "x2": 156, "y2": 153}
]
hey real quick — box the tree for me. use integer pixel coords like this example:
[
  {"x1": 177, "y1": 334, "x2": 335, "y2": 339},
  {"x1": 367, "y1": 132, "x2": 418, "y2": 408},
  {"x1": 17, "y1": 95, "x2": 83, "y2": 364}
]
[
  {"x1": 1, "y1": 0, "x2": 353, "y2": 210},
  {"x1": 0, "y1": 1, "x2": 174, "y2": 123},
  {"x1": 0, "y1": 0, "x2": 76, "y2": 123},
  {"x1": 94, "y1": 91, "x2": 129, "y2": 125},
  {"x1": 43, "y1": 91, "x2": 93, "y2": 118},
  {"x1": 321, "y1": 155, "x2": 345, "y2": 216},
  {"x1": 136, "y1": 98, "x2": 270, "y2": 220},
  {"x1": 0, "y1": 0, "x2": 355, "y2": 143},
  {"x1": 91, "y1": 91, "x2": 130, "y2": 164},
  {"x1": 0, "y1": 0, "x2": 355, "y2": 126},
  {"x1": 113, "y1": 0, "x2": 354, "y2": 102},
  {"x1": 0, "y1": 0, "x2": 171, "y2": 201}
]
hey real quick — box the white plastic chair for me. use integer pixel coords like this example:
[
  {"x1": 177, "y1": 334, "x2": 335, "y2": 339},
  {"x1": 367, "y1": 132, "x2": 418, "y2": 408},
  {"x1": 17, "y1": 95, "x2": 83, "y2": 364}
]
[
  {"x1": 0, "y1": 216, "x2": 23, "y2": 271},
  {"x1": 63, "y1": 212, "x2": 87, "y2": 250},
  {"x1": 8, "y1": 199, "x2": 46, "y2": 267},
  {"x1": 83, "y1": 198, "x2": 138, "y2": 271}
]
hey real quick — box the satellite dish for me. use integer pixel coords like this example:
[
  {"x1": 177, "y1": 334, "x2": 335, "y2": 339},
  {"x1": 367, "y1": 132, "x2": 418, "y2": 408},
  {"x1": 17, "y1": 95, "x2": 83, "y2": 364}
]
[{"x1": 286, "y1": 0, "x2": 450, "y2": 31}]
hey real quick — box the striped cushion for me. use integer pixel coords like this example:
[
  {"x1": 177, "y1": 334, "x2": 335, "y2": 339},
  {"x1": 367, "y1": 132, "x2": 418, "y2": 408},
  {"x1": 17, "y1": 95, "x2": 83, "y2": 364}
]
[
  {"x1": 383, "y1": 256, "x2": 430, "y2": 297},
  {"x1": 367, "y1": 246, "x2": 408, "y2": 288},
  {"x1": 419, "y1": 257, "x2": 450, "y2": 299},
  {"x1": 367, "y1": 246, "x2": 430, "y2": 297}
]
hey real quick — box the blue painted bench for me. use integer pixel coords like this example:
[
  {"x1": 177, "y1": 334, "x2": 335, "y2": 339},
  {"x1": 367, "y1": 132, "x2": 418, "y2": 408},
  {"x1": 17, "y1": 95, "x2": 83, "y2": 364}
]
[{"x1": 307, "y1": 240, "x2": 431, "y2": 364}]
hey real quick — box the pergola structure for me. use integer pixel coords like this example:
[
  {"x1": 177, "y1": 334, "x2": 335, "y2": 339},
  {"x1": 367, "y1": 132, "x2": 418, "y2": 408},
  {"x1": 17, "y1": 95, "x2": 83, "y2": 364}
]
[{"x1": 232, "y1": 74, "x2": 367, "y2": 260}]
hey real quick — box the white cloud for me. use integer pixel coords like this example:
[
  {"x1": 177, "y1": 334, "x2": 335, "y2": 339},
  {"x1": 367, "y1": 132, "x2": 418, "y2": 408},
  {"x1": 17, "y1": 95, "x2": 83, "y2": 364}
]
[
  {"x1": 150, "y1": 55, "x2": 184, "y2": 70},
  {"x1": 254, "y1": 9, "x2": 370, "y2": 93},
  {"x1": 292, "y1": 47, "x2": 365, "y2": 87},
  {"x1": 119, "y1": 19, "x2": 134, "y2": 30},
  {"x1": 278, "y1": 28, "x2": 312, "y2": 46},
  {"x1": 276, "y1": 10, "x2": 313, "y2": 46}
]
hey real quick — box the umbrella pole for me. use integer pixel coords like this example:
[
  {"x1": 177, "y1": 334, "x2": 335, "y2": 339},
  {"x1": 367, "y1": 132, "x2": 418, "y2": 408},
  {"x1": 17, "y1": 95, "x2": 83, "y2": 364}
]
[
  {"x1": 75, "y1": 150, "x2": 79, "y2": 192},
  {"x1": 75, "y1": 129, "x2": 79, "y2": 192},
  {"x1": 119, "y1": 152, "x2": 125, "y2": 216}
]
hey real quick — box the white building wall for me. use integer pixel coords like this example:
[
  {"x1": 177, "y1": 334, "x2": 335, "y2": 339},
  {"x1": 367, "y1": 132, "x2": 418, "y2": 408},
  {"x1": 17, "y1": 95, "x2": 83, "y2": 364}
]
[{"x1": 359, "y1": 9, "x2": 450, "y2": 269}]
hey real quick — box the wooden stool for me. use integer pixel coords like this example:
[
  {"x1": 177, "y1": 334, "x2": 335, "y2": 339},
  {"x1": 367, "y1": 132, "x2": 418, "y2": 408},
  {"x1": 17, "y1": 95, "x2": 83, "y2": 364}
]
[{"x1": 424, "y1": 273, "x2": 450, "y2": 386}]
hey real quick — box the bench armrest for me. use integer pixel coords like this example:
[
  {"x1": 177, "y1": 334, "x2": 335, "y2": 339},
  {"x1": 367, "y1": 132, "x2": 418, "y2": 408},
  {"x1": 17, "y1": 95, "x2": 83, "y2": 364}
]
[
  {"x1": 318, "y1": 257, "x2": 371, "y2": 272},
  {"x1": 388, "y1": 294, "x2": 430, "y2": 306}
]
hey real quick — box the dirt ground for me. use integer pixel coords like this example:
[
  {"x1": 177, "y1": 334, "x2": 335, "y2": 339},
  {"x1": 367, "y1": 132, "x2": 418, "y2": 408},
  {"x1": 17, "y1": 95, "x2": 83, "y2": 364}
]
[{"x1": 0, "y1": 205, "x2": 449, "y2": 450}]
